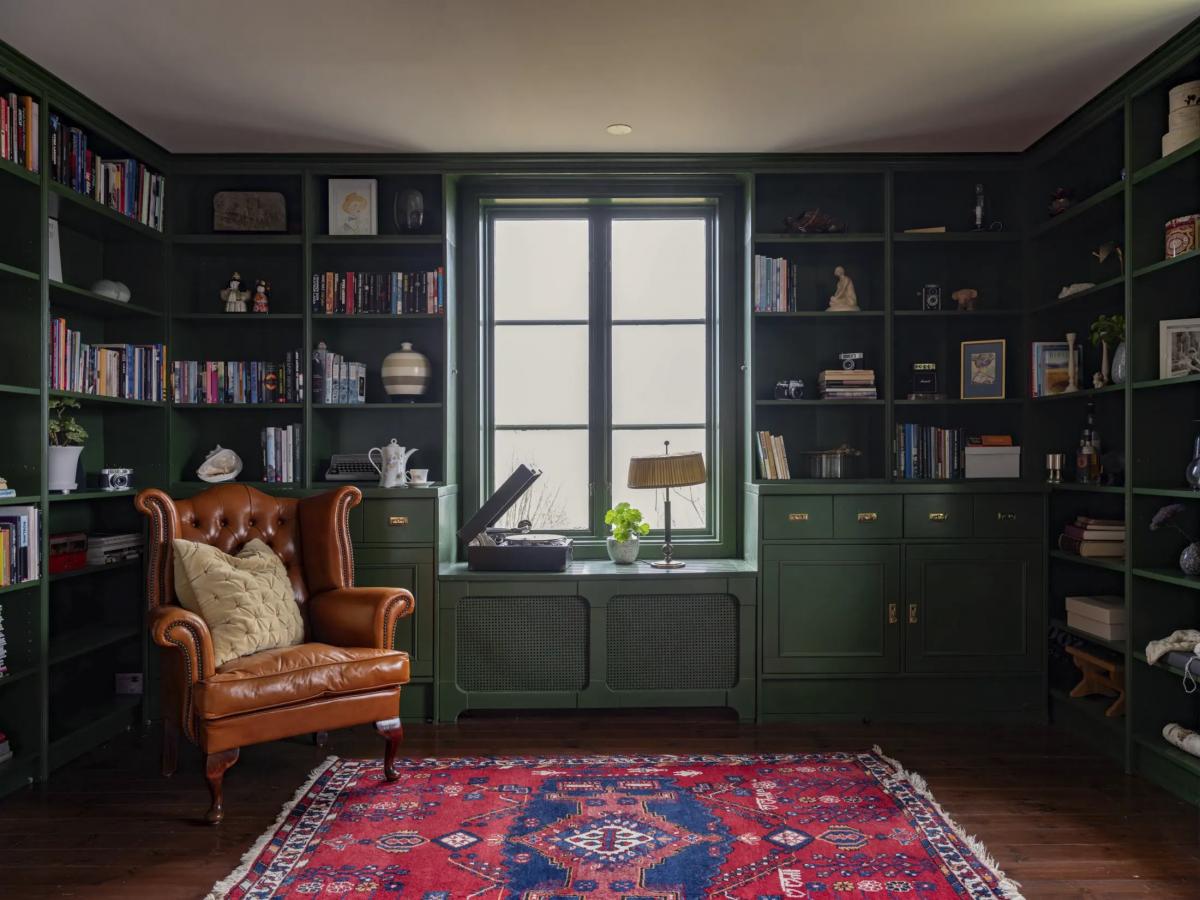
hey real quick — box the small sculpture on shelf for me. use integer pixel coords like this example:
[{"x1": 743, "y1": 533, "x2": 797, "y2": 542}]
[
  {"x1": 197, "y1": 445, "x2": 243, "y2": 483},
  {"x1": 1049, "y1": 187, "x2": 1073, "y2": 217},
  {"x1": 951, "y1": 287, "x2": 978, "y2": 311},
  {"x1": 395, "y1": 188, "x2": 425, "y2": 231},
  {"x1": 783, "y1": 209, "x2": 843, "y2": 234},
  {"x1": 1063, "y1": 332, "x2": 1080, "y2": 393},
  {"x1": 827, "y1": 266, "x2": 859, "y2": 311},
  {"x1": 220, "y1": 272, "x2": 249, "y2": 313},
  {"x1": 1091, "y1": 240, "x2": 1124, "y2": 274},
  {"x1": 251, "y1": 279, "x2": 271, "y2": 314}
]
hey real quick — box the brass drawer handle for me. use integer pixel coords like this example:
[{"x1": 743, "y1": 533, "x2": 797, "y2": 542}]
[
  {"x1": 888, "y1": 602, "x2": 898, "y2": 625},
  {"x1": 857, "y1": 512, "x2": 878, "y2": 523},
  {"x1": 996, "y1": 512, "x2": 1016, "y2": 522},
  {"x1": 388, "y1": 516, "x2": 409, "y2": 526},
  {"x1": 787, "y1": 512, "x2": 809, "y2": 522},
  {"x1": 928, "y1": 512, "x2": 947, "y2": 522},
  {"x1": 908, "y1": 603, "x2": 919, "y2": 624}
]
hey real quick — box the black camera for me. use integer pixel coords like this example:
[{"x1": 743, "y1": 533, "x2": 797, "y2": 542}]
[
  {"x1": 774, "y1": 379, "x2": 806, "y2": 400},
  {"x1": 99, "y1": 467, "x2": 133, "y2": 491}
]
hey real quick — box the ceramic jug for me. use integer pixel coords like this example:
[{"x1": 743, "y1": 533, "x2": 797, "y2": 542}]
[{"x1": 368, "y1": 439, "x2": 419, "y2": 488}]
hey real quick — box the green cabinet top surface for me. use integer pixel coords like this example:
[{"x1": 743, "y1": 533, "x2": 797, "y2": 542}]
[{"x1": 439, "y1": 559, "x2": 758, "y2": 581}]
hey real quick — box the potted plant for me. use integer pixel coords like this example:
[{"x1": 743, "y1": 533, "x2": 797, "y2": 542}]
[
  {"x1": 604, "y1": 502, "x2": 650, "y2": 565},
  {"x1": 1089, "y1": 314, "x2": 1126, "y2": 385},
  {"x1": 48, "y1": 397, "x2": 87, "y2": 493}
]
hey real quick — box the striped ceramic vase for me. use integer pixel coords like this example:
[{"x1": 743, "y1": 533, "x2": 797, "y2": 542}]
[{"x1": 381, "y1": 342, "x2": 431, "y2": 400}]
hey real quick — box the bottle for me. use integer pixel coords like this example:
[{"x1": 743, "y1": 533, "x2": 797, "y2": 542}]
[
  {"x1": 974, "y1": 184, "x2": 985, "y2": 231},
  {"x1": 1186, "y1": 423, "x2": 1200, "y2": 491},
  {"x1": 1076, "y1": 435, "x2": 1095, "y2": 484}
]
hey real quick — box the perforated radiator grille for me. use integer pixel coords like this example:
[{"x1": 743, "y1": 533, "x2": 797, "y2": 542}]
[
  {"x1": 456, "y1": 596, "x2": 588, "y2": 692},
  {"x1": 606, "y1": 593, "x2": 738, "y2": 691}
]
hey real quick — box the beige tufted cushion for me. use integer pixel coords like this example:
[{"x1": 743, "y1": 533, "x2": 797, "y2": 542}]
[{"x1": 171, "y1": 538, "x2": 305, "y2": 667}]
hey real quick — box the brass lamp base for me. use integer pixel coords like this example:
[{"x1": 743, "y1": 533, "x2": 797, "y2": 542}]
[{"x1": 650, "y1": 558, "x2": 686, "y2": 569}]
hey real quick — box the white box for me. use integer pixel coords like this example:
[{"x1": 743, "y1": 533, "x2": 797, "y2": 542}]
[
  {"x1": 964, "y1": 445, "x2": 1020, "y2": 479},
  {"x1": 1065, "y1": 595, "x2": 1125, "y2": 624},
  {"x1": 1067, "y1": 611, "x2": 1126, "y2": 641}
]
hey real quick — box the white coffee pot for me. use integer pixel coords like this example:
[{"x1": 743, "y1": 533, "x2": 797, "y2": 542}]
[{"x1": 368, "y1": 439, "x2": 419, "y2": 488}]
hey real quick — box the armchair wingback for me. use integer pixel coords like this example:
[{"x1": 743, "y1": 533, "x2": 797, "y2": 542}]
[{"x1": 135, "y1": 484, "x2": 413, "y2": 823}]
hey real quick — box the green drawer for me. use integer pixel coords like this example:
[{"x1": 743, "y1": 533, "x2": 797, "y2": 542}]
[
  {"x1": 761, "y1": 495, "x2": 833, "y2": 540},
  {"x1": 362, "y1": 498, "x2": 435, "y2": 545},
  {"x1": 972, "y1": 494, "x2": 1043, "y2": 539},
  {"x1": 903, "y1": 494, "x2": 973, "y2": 538},
  {"x1": 833, "y1": 495, "x2": 902, "y2": 540}
]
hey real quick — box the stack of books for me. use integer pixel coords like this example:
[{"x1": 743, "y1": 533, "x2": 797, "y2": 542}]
[
  {"x1": 1058, "y1": 516, "x2": 1125, "y2": 558},
  {"x1": 312, "y1": 343, "x2": 367, "y2": 405},
  {"x1": 312, "y1": 269, "x2": 446, "y2": 315},
  {"x1": 0, "y1": 504, "x2": 39, "y2": 587},
  {"x1": 0, "y1": 603, "x2": 7, "y2": 677},
  {"x1": 50, "y1": 318, "x2": 167, "y2": 401},
  {"x1": 172, "y1": 352, "x2": 305, "y2": 404},
  {"x1": 262, "y1": 425, "x2": 303, "y2": 484},
  {"x1": 895, "y1": 424, "x2": 966, "y2": 480},
  {"x1": 755, "y1": 431, "x2": 792, "y2": 480},
  {"x1": 818, "y1": 369, "x2": 877, "y2": 400},
  {"x1": 0, "y1": 731, "x2": 11, "y2": 766},
  {"x1": 753, "y1": 255, "x2": 795, "y2": 312},
  {"x1": 1, "y1": 93, "x2": 38, "y2": 172}
]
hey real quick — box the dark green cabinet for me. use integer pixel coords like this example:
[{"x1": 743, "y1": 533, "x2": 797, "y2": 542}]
[
  {"x1": 902, "y1": 494, "x2": 973, "y2": 538},
  {"x1": 761, "y1": 544, "x2": 901, "y2": 674},
  {"x1": 903, "y1": 543, "x2": 1042, "y2": 673},
  {"x1": 355, "y1": 548, "x2": 435, "y2": 679}
]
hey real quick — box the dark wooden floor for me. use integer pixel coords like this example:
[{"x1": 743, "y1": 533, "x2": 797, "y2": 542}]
[{"x1": 0, "y1": 712, "x2": 1196, "y2": 898}]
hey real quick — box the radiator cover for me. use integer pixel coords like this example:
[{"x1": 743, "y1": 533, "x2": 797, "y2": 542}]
[
  {"x1": 606, "y1": 593, "x2": 738, "y2": 691},
  {"x1": 456, "y1": 595, "x2": 588, "y2": 692}
]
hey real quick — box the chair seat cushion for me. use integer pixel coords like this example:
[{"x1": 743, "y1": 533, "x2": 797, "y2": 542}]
[{"x1": 196, "y1": 642, "x2": 410, "y2": 720}]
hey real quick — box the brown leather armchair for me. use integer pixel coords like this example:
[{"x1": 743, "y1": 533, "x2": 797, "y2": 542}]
[{"x1": 135, "y1": 484, "x2": 412, "y2": 824}]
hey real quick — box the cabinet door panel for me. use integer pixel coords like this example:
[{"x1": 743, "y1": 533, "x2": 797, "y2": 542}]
[
  {"x1": 762, "y1": 544, "x2": 900, "y2": 674},
  {"x1": 904, "y1": 543, "x2": 1042, "y2": 673},
  {"x1": 355, "y1": 561, "x2": 435, "y2": 678}
]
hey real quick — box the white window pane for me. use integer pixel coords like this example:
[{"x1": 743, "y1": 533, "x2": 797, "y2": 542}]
[
  {"x1": 494, "y1": 429, "x2": 589, "y2": 530},
  {"x1": 611, "y1": 428, "x2": 707, "y2": 530},
  {"x1": 494, "y1": 219, "x2": 589, "y2": 320},
  {"x1": 494, "y1": 325, "x2": 587, "y2": 426},
  {"x1": 611, "y1": 218, "x2": 706, "y2": 320},
  {"x1": 612, "y1": 324, "x2": 705, "y2": 426}
]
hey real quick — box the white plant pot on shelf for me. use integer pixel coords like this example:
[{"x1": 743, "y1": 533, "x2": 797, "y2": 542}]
[
  {"x1": 48, "y1": 445, "x2": 83, "y2": 493},
  {"x1": 606, "y1": 535, "x2": 640, "y2": 565}
]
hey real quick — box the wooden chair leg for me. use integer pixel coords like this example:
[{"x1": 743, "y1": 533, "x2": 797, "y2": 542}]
[
  {"x1": 313, "y1": 731, "x2": 329, "y2": 747},
  {"x1": 204, "y1": 748, "x2": 240, "y2": 825},
  {"x1": 376, "y1": 718, "x2": 404, "y2": 782},
  {"x1": 162, "y1": 719, "x2": 180, "y2": 777}
]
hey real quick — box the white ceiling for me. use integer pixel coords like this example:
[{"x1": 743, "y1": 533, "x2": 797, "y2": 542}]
[{"x1": 1, "y1": 0, "x2": 1197, "y2": 154}]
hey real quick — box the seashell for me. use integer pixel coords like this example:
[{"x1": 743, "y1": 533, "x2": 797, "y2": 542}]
[
  {"x1": 197, "y1": 445, "x2": 243, "y2": 483},
  {"x1": 91, "y1": 279, "x2": 131, "y2": 302}
]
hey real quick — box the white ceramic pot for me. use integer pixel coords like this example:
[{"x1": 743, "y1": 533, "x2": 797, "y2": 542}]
[
  {"x1": 606, "y1": 535, "x2": 640, "y2": 565},
  {"x1": 381, "y1": 342, "x2": 431, "y2": 400},
  {"x1": 48, "y1": 445, "x2": 84, "y2": 493}
]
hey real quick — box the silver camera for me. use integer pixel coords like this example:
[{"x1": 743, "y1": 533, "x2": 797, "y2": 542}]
[{"x1": 99, "y1": 467, "x2": 133, "y2": 491}]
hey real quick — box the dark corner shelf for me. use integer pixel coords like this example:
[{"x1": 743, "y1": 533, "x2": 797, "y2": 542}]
[
  {"x1": 751, "y1": 310, "x2": 885, "y2": 318},
  {"x1": 47, "y1": 695, "x2": 140, "y2": 769},
  {"x1": 313, "y1": 402, "x2": 443, "y2": 410},
  {"x1": 894, "y1": 397, "x2": 1021, "y2": 406},
  {"x1": 0, "y1": 665, "x2": 38, "y2": 689},
  {"x1": 2, "y1": 495, "x2": 42, "y2": 505},
  {"x1": 0, "y1": 383, "x2": 41, "y2": 398},
  {"x1": 1032, "y1": 384, "x2": 1125, "y2": 402},
  {"x1": 172, "y1": 233, "x2": 302, "y2": 245},
  {"x1": 170, "y1": 480, "x2": 304, "y2": 492},
  {"x1": 1133, "y1": 650, "x2": 1192, "y2": 678},
  {"x1": 893, "y1": 231, "x2": 1020, "y2": 243},
  {"x1": 1049, "y1": 685, "x2": 1125, "y2": 735},
  {"x1": 1134, "y1": 250, "x2": 1199, "y2": 279},
  {"x1": 1133, "y1": 567, "x2": 1200, "y2": 591},
  {"x1": 172, "y1": 402, "x2": 304, "y2": 410},
  {"x1": 311, "y1": 234, "x2": 443, "y2": 245},
  {"x1": 49, "y1": 281, "x2": 162, "y2": 318},
  {"x1": 1030, "y1": 180, "x2": 1125, "y2": 238},
  {"x1": 1050, "y1": 617, "x2": 1124, "y2": 653},
  {"x1": 0, "y1": 154, "x2": 41, "y2": 186},
  {"x1": 49, "y1": 389, "x2": 164, "y2": 408},
  {"x1": 49, "y1": 558, "x2": 141, "y2": 583},
  {"x1": 0, "y1": 578, "x2": 40, "y2": 596},
  {"x1": 753, "y1": 232, "x2": 884, "y2": 244},
  {"x1": 1133, "y1": 486, "x2": 1200, "y2": 499},
  {"x1": 1051, "y1": 482, "x2": 1125, "y2": 495},
  {"x1": 893, "y1": 309, "x2": 1021, "y2": 318},
  {"x1": 1132, "y1": 374, "x2": 1200, "y2": 391},
  {"x1": 48, "y1": 489, "x2": 135, "y2": 503},
  {"x1": 1134, "y1": 734, "x2": 1200, "y2": 778},
  {"x1": 756, "y1": 399, "x2": 883, "y2": 407},
  {"x1": 49, "y1": 181, "x2": 165, "y2": 242},
  {"x1": 311, "y1": 313, "x2": 445, "y2": 322},
  {"x1": 1132, "y1": 136, "x2": 1200, "y2": 184},
  {"x1": 1049, "y1": 549, "x2": 1126, "y2": 573},
  {"x1": 49, "y1": 624, "x2": 140, "y2": 667},
  {"x1": 0, "y1": 260, "x2": 40, "y2": 284},
  {"x1": 1029, "y1": 275, "x2": 1125, "y2": 312},
  {"x1": 173, "y1": 312, "x2": 304, "y2": 321}
]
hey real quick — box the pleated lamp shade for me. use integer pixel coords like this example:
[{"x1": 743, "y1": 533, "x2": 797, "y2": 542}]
[{"x1": 627, "y1": 450, "x2": 706, "y2": 489}]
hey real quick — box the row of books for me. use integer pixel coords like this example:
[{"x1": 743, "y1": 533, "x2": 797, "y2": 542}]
[
  {"x1": 0, "y1": 505, "x2": 40, "y2": 587},
  {"x1": 819, "y1": 368, "x2": 877, "y2": 400},
  {"x1": 262, "y1": 425, "x2": 303, "y2": 484},
  {"x1": 895, "y1": 424, "x2": 966, "y2": 480},
  {"x1": 0, "y1": 93, "x2": 38, "y2": 173},
  {"x1": 311, "y1": 269, "x2": 445, "y2": 316},
  {"x1": 171, "y1": 352, "x2": 305, "y2": 405},
  {"x1": 753, "y1": 255, "x2": 800, "y2": 312},
  {"x1": 0, "y1": 730, "x2": 10, "y2": 766},
  {"x1": 312, "y1": 343, "x2": 367, "y2": 405},
  {"x1": 1030, "y1": 341, "x2": 1083, "y2": 397},
  {"x1": 48, "y1": 114, "x2": 165, "y2": 231},
  {"x1": 0, "y1": 605, "x2": 7, "y2": 678},
  {"x1": 50, "y1": 318, "x2": 167, "y2": 401},
  {"x1": 755, "y1": 431, "x2": 792, "y2": 479},
  {"x1": 1058, "y1": 516, "x2": 1125, "y2": 558}
]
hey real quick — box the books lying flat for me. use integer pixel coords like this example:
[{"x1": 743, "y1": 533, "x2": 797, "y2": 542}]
[
  {"x1": 1058, "y1": 534, "x2": 1125, "y2": 558},
  {"x1": 1063, "y1": 524, "x2": 1126, "y2": 541}
]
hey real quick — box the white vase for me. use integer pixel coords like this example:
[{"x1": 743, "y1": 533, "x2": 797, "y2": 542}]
[
  {"x1": 1111, "y1": 342, "x2": 1128, "y2": 384},
  {"x1": 381, "y1": 342, "x2": 431, "y2": 400},
  {"x1": 606, "y1": 535, "x2": 640, "y2": 565},
  {"x1": 48, "y1": 445, "x2": 84, "y2": 493}
]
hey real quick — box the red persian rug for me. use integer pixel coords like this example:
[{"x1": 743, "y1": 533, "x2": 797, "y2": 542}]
[{"x1": 210, "y1": 750, "x2": 1022, "y2": 899}]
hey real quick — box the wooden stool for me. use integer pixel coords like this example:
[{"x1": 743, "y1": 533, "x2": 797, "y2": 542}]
[{"x1": 1065, "y1": 645, "x2": 1125, "y2": 717}]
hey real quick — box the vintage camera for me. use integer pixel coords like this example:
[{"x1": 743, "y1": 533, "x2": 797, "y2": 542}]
[
  {"x1": 920, "y1": 284, "x2": 942, "y2": 310},
  {"x1": 99, "y1": 467, "x2": 133, "y2": 491},
  {"x1": 773, "y1": 379, "x2": 806, "y2": 400},
  {"x1": 839, "y1": 352, "x2": 865, "y2": 371}
]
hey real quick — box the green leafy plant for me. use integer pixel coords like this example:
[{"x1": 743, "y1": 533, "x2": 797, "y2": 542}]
[
  {"x1": 1089, "y1": 314, "x2": 1125, "y2": 347},
  {"x1": 604, "y1": 502, "x2": 650, "y2": 543},
  {"x1": 48, "y1": 397, "x2": 88, "y2": 447}
]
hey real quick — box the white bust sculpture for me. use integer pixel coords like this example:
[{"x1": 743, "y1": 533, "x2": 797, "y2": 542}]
[{"x1": 828, "y1": 266, "x2": 859, "y2": 311}]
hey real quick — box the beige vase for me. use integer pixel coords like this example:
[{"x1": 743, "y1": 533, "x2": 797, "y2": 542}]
[{"x1": 381, "y1": 342, "x2": 431, "y2": 400}]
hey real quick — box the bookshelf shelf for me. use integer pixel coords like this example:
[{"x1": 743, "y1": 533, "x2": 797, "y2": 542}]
[
  {"x1": 1050, "y1": 617, "x2": 1125, "y2": 653},
  {"x1": 0, "y1": 383, "x2": 41, "y2": 397},
  {"x1": 1131, "y1": 374, "x2": 1200, "y2": 391},
  {"x1": 173, "y1": 233, "x2": 302, "y2": 245},
  {"x1": 47, "y1": 695, "x2": 140, "y2": 770},
  {"x1": 753, "y1": 232, "x2": 884, "y2": 244},
  {"x1": 892, "y1": 309, "x2": 1021, "y2": 318},
  {"x1": 1133, "y1": 486, "x2": 1200, "y2": 498},
  {"x1": 172, "y1": 402, "x2": 304, "y2": 410},
  {"x1": 313, "y1": 402, "x2": 443, "y2": 410},
  {"x1": 893, "y1": 231, "x2": 1020, "y2": 243},
  {"x1": 311, "y1": 234, "x2": 443, "y2": 245},
  {"x1": 755, "y1": 399, "x2": 883, "y2": 407},
  {"x1": 312, "y1": 313, "x2": 444, "y2": 322},
  {"x1": 1048, "y1": 549, "x2": 1126, "y2": 573},
  {"x1": 1133, "y1": 249, "x2": 1199, "y2": 279},
  {"x1": 48, "y1": 489, "x2": 135, "y2": 503},
  {"x1": 1049, "y1": 686, "x2": 1125, "y2": 736},
  {"x1": 0, "y1": 155, "x2": 40, "y2": 186},
  {"x1": 1029, "y1": 180, "x2": 1124, "y2": 238},
  {"x1": 1133, "y1": 734, "x2": 1200, "y2": 779},
  {"x1": 1051, "y1": 482, "x2": 1125, "y2": 494},
  {"x1": 1032, "y1": 383, "x2": 1125, "y2": 401},
  {"x1": 893, "y1": 397, "x2": 1022, "y2": 406},
  {"x1": 173, "y1": 312, "x2": 303, "y2": 321},
  {"x1": 0, "y1": 260, "x2": 39, "y2": 283},
  {"x1": 751, "y1": 310, "x2": 886, "y2": 318},
  {"x1": 1132, "y1": 135, "x2": 1200, "y2": 184},
  {"x1": 49, "y1": 180, "x2": 164, "y2": 243},
  {"x1": 0, "y1": 579, "x2": 40, "y2": 596},
  {"x1": 49, "y1": 389, "x2": 164, "y2": 408},
  {"x1": 49, "y1": 281, "x2": 162, "y2": 318},
  {"x1": 0, "y1": 665, "x2": 39, "y2": 688},
  {"x1": 1133, "y1": 650, "x2": 1190, "y2": 678},
  {"x1": 49, "y1": 558, "x2": 141, "y2": 583},
  {"x1": 3, "y1": 495, "x2": 41, "y2": 505},
  {"x1": 48, "y1": 624, "x2": 140, "y2": 667},
  {"x1": 1133, "y1": 567, "x2": 1200, "y2": 591},
  {"x1": 1028, "y1": 275, "x2": 1125, "y2": 312}
]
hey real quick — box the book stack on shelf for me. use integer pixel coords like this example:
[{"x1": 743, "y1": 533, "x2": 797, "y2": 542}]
[
  {"x1": 753, "y1": 255, "x2": 795, "y2": 312},
  {"x1": 262, "y1": 425, "x2": 303, "y2": 484},
  {"x1": 0, "y1": 606, "x2": 7, "y2": 677},
  {"x1": 755, "y1": 431, "x2": 791, "y2": 480},
  {"x1": 50, "y1": 318, "x2": 167, "y2": 400},
  {"x1": 1, "y1": 92, "x2": 38, "y2": 172},
  {"x1": 0, "y1": 505, "x2": 39, "y2": 587},
  {"x1": 312, "y1": 343, "x2": 367, "y2": 404},
  {"x1": 47, "y1": 114, "x2": 165, "y2": 230},
  {"x1": 172, "y1": 353, "x2": 305, "y2": 405},
  {"x1": 312, "y1": 269, "x2": 445, "y2": 315},
  {"x1": 0, "y1": 731, "x2": 10, "y2": 766},
  {"x1": 818, "y1": 368, "x2": 876, "y2": 400},
  {"x1": 895, "y1": 424, "x2": 966, "y2": 479},
  {"x1": 1058, "y1": 516, "x2": 1125, "y2": 559}
]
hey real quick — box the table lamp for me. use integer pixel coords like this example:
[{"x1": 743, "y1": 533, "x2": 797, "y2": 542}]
[{"x1": 627, "y1": 441, "x2": 706, "y2": 569}]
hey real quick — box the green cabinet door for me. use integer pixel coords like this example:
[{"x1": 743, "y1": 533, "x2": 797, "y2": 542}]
[
  {"x1": 355, "y1": 548, "x2": 435, "y2": 678},
  {"x1": 903, "y1": 543, "x2": 1042, "y2": 673},
  {"x1": 761, "y1": 544, "x2": 901, "y2": 674}
]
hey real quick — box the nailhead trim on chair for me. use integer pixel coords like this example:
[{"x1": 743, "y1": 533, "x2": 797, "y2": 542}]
[
  {"x1": 337, "y1": 490, "x2": 356, "y2": 587},
  {"x1": 162, "y1": 619, "x2": 203, "y2": 743},
  {"x1": 138, "y1": 493, "x2": 173, "y2": 609}
]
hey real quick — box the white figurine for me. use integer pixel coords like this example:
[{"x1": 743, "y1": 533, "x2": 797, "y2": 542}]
[
  {"x1": 220, "y1": 271, "x2": 249, "y2": 313},
  {"x1": 828, "y1": 266, "x2": 860, "y2": 311}
]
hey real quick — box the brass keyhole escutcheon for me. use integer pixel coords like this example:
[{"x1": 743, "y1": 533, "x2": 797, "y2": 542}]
[
  {"x1": 788, "y1": 512, "x2": 809, "y2": 522},
  {"x1": 389, "y1": 516, "x2": 409, "y2": 526}
]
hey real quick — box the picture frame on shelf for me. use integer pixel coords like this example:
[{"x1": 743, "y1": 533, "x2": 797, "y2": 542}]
[
  {"x1": 1159, "y1": 317, "x2": 1200, "y2": 379},
  {"x1": 328, "y1": 178, "x2": 378, "y2": 236},
  {"x1": 1031, "y1": 341, "x2": 1080, "y2": 397},
  {"x1": 960, "y1": 338, "x2": 1006, "y2": 399}
]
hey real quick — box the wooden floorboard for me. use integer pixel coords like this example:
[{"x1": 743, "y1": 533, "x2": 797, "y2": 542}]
[{"x1": 0, "y1": 711, "x2": 1196, "y2": 898}]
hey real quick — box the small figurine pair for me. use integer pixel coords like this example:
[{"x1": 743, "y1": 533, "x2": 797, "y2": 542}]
[{"x1": 220, "y1": 272, "x2": 270, "y2": 313}]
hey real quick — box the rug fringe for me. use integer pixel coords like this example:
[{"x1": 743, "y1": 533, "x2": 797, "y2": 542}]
[
  {"x1": 206, "y1": 755, "x2": 339, "y2": 900},
  {"x1": 871, "y1": 745, "x2": 1024, "y2": 900}
]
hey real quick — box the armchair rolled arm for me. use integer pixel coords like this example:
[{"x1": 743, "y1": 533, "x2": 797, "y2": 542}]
[
  {"x1": 309, "y1": 587, "x2": 415, "y2": 650},
  {"x1": 150, "y1": 605, "x2": 216, "y2": 682}
]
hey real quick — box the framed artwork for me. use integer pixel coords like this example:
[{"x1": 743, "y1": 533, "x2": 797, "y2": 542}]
[
  {"x1": 1031, "y1": 340, "x2": 1081, "y2": 397},
  {"x1": 960, "y1": 339, "x2": 1006, "y2": 399},
  {"x1": 328, "y1": 178, "x2": 378, "y2": 236},
  {"x1": 1159, "y1": 317, "x2": 1200, "y2": 378}
]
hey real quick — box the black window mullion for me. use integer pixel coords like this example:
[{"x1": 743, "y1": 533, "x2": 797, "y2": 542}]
[{"x1": 590, "y1": 207, "x2": 612, "y2": 539}]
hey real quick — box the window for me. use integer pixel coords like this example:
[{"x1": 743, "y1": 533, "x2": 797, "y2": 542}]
[{"x1": 482, "y1": 203, "x2": 718, "y2": 542}]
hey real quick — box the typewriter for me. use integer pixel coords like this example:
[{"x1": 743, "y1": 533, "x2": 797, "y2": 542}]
[
  {"x1": 324, "y1": 452, "x2": 377, "y2": 482},
  {"x1": 459, "y1": 465, "x2": 573, "y2": 572}
]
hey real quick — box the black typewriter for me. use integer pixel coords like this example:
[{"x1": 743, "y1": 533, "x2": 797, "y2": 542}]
[{"x1": 458, "y1": 465, "x2": 573, "y2": 572}]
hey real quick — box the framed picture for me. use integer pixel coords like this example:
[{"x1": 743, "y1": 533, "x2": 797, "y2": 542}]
[
  {"x1": 960, "y1": 339, "x2": 1006, "y2": 399},
  {"x1": 1031, "y1": 340, "x2": 1081, "y2": 397},
  {"x1": 328, "y1": 178, "x2": 378, "y2": 236},
  {"x1": 1159, "y1": 317, "x2": 1200, "y2": 379}
]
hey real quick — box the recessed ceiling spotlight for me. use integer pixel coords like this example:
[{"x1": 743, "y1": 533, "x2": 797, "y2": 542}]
[{"x1": 606, "y1": 123, "x2": 633, "y2": 136}]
